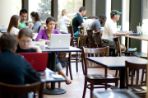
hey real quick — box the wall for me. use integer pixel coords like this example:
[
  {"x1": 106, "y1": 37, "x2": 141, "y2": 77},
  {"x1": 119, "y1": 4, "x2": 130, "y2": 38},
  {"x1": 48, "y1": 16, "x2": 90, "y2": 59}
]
[{"x1": 0, "y1": 0, "x2": 21, "y2": 28}]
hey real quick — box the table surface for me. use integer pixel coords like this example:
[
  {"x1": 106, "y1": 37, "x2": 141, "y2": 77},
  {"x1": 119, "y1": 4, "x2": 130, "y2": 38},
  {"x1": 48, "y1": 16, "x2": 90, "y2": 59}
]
[
  {"x1": 40, "y1": 68, "x2": 65, "y2": 83},
  {"x1": 87, "y1": 56, "x2": 148, "y2": 69},
  {"x1": 126, "y1": 34, "x2": 148, "y2": 41},
  {"x1": 42, "y1": 46, "x2": 82, "y2": 52}
]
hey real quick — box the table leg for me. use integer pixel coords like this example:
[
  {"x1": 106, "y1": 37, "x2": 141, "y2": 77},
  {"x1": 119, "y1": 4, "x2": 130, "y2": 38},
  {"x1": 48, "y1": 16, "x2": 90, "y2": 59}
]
[
  {"x1": 119, "y1": 68, "x2": 126, "y2": 88},
  {"x1": 43, "y1": 52, "x2": 66, "y2": 95}
]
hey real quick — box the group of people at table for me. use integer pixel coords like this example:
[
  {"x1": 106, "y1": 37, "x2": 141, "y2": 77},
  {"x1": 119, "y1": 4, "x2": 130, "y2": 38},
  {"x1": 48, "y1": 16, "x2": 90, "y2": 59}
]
[{"x1": 0, "y1": 5, "x2": 135, "y2": 97}]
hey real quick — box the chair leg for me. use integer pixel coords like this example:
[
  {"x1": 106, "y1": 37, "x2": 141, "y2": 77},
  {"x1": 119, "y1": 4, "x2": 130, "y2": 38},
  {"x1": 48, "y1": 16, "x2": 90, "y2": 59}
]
[
  {"x1": 90, "y1": 83, "x2": 94, "y2": 98},
  {"x1": 76, "y1": 52, "x2": 78, "y2": 72},
  {"x1": 115, "y1": 70, "x2": 118, "y2": 77},
  {"x1": 81, "y1": 58, "x2": 85, "y2": 75},
  {"x1": 82, "y1": 79, "x2": 87, "y2": 98}
]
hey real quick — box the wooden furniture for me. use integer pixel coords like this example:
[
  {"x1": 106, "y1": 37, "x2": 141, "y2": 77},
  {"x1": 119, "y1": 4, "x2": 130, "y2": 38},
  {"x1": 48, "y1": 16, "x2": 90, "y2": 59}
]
[
  {"x1": 82, "y1": 46, "x2": 118, "y2": 98},
  {"x1": 0, "y1": 82, "x2": 43, "y2": 98},
  {"x1": 93, "y1": 89, "x2": 139, "y2": 98},
  {"x1": 86, "y1": 56, "x2": 147, "y2": 88},
  {"x1": 125, "y1": 61, "x2": 147, "y2": 98},
  {"x1": 42, "y1": 46, "x2": 82, "y2": 80},
  {"x1": 113, "y1": 36, "x2": 137, "y2": 56}
]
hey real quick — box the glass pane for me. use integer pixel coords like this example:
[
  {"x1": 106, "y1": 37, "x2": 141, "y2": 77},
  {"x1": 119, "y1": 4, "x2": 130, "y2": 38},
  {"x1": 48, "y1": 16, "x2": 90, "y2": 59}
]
[
  {"x1": 58, "y1": 0, "x2": 83, "y2": 19},
  {"x1": 29, "y1": 0, "x2": 51, "y2": 22}
]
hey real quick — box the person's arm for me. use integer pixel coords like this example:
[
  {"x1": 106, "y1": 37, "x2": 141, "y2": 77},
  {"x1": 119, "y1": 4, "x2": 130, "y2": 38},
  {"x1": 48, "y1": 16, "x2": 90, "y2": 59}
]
[{"x1": 35, "y1": 29, "x2": 44, "y2": 41}]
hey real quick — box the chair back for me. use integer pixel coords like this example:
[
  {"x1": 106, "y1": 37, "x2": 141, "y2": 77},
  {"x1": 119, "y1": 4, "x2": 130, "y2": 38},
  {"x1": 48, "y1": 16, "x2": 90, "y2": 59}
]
[
  {"x1": 0, "y1": 82, "x2": 43, "y2": 98},
  {"x1": 82, "y1": 46, "x2": 109, "y2": 75},
  {"x1": 113, "y1": 36, "x2": 121, "y2": 56},
  {"x1": 86, "y1": 30, "x2": 96, "y2": 48},
  {"x1": 19, "y1": 52, "x2": 48, "y2": 72},
  {"x1": 125, "y1": 61, "x2": 147, "y2": 87},
  {"x1": 67, "y1": 25, "x2": 75, "y2": 46}
]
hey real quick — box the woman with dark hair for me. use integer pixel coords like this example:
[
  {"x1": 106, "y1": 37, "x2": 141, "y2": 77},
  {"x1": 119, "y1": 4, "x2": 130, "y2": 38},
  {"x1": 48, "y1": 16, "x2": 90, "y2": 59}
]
[
  {"x1": 36, "y1": 16, "x2": 71, "y2": 84},
  {"x1": 7, "y1": 15, "x2": 19, "y2": 35},
  {"x1": 30, "y1": 12, "x2": 41, "y2": 33},
  {"x1": 36, "y1": 16, "x2": 59, "y2": 41}
]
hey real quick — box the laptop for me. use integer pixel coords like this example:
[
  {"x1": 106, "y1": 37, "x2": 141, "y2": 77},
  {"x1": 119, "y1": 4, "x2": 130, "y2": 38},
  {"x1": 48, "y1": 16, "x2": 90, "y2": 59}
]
[
  {"x1": 47, "y1": 34, "x2": 71, "y2": 49},
  {"x1": 19, "y1": 52, "x2": 48, "y2": 72}
]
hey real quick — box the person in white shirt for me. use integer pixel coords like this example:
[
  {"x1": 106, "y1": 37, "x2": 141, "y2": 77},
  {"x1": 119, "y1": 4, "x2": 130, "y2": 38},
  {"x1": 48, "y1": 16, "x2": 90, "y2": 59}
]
[
  {"x1": 102, "y1": 10, "x2": 127, "y2": 55},
  {"x1": 58, "y1": 9, "x2": 70, "y2": 33},
  {"x1": 7, "y1": 15, "x2": 20, "y2": 35}
]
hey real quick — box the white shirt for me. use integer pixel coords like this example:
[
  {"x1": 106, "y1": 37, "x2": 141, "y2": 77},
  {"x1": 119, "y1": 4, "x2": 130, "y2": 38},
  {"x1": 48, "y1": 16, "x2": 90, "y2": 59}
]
[
  {"x1": 10, "y1": 26, "x2": 19, "y2": 35},
  {"x1": 102, "y1": 19, "x2": 118, "y2": 41},
  {"x1": 58, "y1": 16, "x2": 69, "y2": 33}
]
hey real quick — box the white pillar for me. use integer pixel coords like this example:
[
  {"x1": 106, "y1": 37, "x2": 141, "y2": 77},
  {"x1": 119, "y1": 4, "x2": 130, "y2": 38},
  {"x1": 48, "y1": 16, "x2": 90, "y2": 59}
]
[
  {"x1": 121, "y1": 0, "x2": 129, "y2": 31},
  {"x1": 92, "y1": 0, "x2": 96, "y2": 16},
  {"x1": 105, "y1": 0, "x2": 111, "y2": 19},
  {"x1": 0, "y1": 0, "x2": 21, "y2": 28}
]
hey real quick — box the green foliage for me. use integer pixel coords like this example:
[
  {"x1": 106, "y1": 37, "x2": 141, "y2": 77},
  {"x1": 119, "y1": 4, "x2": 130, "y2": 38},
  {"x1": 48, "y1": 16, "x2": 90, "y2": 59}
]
[{"x1": 38, "y1": 0, "x2": 51, "y2": 21}]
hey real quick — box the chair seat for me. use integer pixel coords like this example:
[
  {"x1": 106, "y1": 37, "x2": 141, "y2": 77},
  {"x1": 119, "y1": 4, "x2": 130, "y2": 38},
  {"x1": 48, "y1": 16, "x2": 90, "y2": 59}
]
[
  {"x1": 86, "y1": 74, "x2": 118, "y2": 82},
  {"x1": 129, "y1": 86, "x2": 147, "y2": 98}
]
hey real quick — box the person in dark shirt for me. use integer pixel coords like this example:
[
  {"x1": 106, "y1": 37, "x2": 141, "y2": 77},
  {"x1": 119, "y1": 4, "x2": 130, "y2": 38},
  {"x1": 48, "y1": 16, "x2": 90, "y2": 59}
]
[
  {"x1": 16, "y1": 28, "x2": 41, "y2": 53},
  {"x1": 0, "y1": 33, "x2": 40, "y2": 98},
  {"x1": 72, "y1": 7, "x2": 87, "y2": 38}
]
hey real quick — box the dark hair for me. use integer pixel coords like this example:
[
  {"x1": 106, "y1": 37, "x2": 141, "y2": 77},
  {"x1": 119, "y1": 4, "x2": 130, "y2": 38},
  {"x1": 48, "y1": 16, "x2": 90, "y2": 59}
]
[
  {"x1": 30, "y1": 12, "x2": 40, "y2": 21},
  {"x1": 19, "y1": 9, "x2": 28, "y2": 15},
  {"x1": 79, "y1": 7, "x2": 86, "y2": 12},
  {"x1": 99, "y1": 15, "x2": 106, "y2": 26},
  {"x1": 46, "y1": 16, "x2": 56, "y2": 25},
  {"x1": 7, "y1": 15, "x2": 19, "y2": 33},
  {"x1": 0, "y1": 33, "x2": 18, "y2": 51},
  {"x1": 110, "y1": 10, "x2": 121, "y2": 18},
  {"x1": 18, "y1": 28, "x2": 33, "y2": 39}
]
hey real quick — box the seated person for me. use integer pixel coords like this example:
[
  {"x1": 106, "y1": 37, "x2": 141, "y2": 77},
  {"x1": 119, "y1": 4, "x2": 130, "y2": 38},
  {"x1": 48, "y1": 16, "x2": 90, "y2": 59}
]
[
  {"x1": 36, "y1": 16, "x2": 71, "y2": 84},
  {"x1": 72, "y1": 7, "x2": 87, "y2": 38},
  {"x1": 30, "y1": 12, "x2": 42, "y2": 33},
  {"x1": 7, "y1": 15, "x2": 20, "y2": 35},
  {"x1": 0, "y1": 33, "x2": 40, "y2": 97},
  {"x1": 16, "y1": 28, "x2": 41, "y2": 53},
  {"x1": 102, "y1": 10, "x2": 127, "y2": 55},
  {"x1": 18, "y1": 9, "x2": 28, "y2": 29}
]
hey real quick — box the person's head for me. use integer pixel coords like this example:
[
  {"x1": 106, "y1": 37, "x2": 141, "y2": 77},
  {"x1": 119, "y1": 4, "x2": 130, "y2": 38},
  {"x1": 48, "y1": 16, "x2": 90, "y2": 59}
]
[
  {"x1": 0, "y1": 33, "x2": 18, "y2": 53},
  {"x1": 79, "y1": 7, "x2": 87, "y2": 16},
  {"x1": 99, "y1": 15, "x2": 106, "y2": 26},
  {"x1": 7, "y1": 15, "x2": 19, "y2": 32},
  {"x1": 110, "y1": 10, "x2": 121, "y2": 21},
  {"x1": 19, "y1": 9, "x2": 28, "y2": 22},
  {"x1": 61, "y1": 9, "x2": 67, "y2": 16},
  {"x1": 46, "y1": 16, "x2": 56, "y2": 31},
  {"x1": 18, "y1": 28, "x2": 33, "y2": 49},
  {"x1": 30, "y1": 12, "x2": 40, "y2": 23}
]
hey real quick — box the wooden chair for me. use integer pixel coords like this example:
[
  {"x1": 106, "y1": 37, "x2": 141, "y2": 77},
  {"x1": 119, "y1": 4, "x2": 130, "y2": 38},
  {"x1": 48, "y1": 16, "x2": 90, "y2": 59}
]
[
  {"x1": 82, "y1": 46, "x2": 118, "y2": 98},
  {"x1": 66, "y1": 25, "x2": 84, "y2": 79},
  {"x1": 0, "y1": 82, "x2": 43, "y2": 98},
  {"x1": 86, "y1": 30, "x2": 96, "y2": 48},
  {"x1": 113, "y1": 36, "x2": 137, "y2": 56},
  {"x1": 125, "y1": 61, "x2": 147, "y2": 98}
]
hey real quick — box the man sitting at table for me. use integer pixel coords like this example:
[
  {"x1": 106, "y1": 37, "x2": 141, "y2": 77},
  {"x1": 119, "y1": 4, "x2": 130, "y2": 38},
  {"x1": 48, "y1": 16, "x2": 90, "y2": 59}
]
[
  {"x1": 102, "y1": 10, "x2": 128, "y2": 55},
  {"x1": 0, "y1": 33, "x2": 40, "y2": 97}
]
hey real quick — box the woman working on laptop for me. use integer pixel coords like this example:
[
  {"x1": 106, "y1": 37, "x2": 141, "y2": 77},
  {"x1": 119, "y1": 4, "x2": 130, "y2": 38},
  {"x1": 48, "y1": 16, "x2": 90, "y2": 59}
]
[{"x1": 35, "y1": 16, "x2": 71, "y2": 85}]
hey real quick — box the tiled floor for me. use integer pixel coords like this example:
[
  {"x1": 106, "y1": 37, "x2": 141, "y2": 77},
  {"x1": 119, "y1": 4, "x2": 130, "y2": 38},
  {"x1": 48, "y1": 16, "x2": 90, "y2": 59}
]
[{"x1": 43, "y1": 62, "x2": 115, "y2": 98}]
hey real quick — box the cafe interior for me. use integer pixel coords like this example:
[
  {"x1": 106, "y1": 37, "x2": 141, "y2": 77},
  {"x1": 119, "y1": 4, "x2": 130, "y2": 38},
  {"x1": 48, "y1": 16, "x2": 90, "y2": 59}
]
[{"x1": 0, "y1": 0, "x2": 148, "y2": 98}]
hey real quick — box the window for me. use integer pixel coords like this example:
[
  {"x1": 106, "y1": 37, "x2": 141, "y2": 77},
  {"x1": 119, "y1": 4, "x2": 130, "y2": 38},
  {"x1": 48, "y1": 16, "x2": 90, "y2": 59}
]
[{"x1": 29, "y1": 0, "x2": 51, "y2": 21}]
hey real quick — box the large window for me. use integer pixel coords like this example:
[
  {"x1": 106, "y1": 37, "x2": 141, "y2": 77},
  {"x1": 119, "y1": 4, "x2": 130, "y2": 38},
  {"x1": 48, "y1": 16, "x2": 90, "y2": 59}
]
[
  {"x1": 58, "y1": 0, "x2": 83, "y2": 19},
  {"x1": 29, "y1": 0, "x2": 51, "y2": 22}
]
